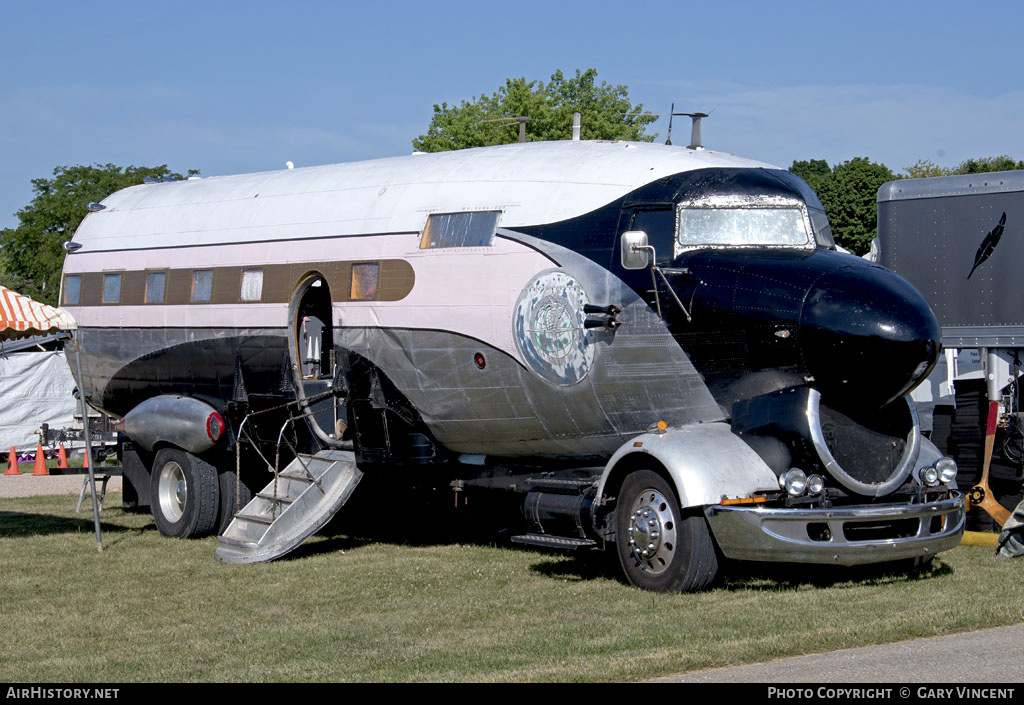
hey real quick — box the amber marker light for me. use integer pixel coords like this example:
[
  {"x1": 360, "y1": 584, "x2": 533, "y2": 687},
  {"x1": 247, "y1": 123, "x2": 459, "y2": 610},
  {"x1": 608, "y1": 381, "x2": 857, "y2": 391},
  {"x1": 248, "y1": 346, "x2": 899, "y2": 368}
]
[
  {"x1": 656, "y1": 420, "x2": 668, "y2": 432},
  {"x1": 719, "y1": 496, "x2": 769, "y2": 506}
]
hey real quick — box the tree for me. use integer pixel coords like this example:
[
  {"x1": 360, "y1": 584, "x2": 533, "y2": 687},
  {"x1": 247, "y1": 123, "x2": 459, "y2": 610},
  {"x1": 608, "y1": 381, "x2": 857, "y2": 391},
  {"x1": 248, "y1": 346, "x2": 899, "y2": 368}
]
[
  {"x1": 791, "y1": 154, "x2": 1024, "y2": 255},
  {"x1": 789, "y1": 157, "x2": 894, "y2": 255},
  {"x1": 0, "y1": 163, "x2": 196, "y2": 305},
  {"x1": 412, "y1": 69, "x2": 657, "y2": 152},
  {"x1": 904, "y1": 155, "x2": 1024, "y2": 178},
  {"x1": 789, "y1": 159, "x2": 832, "y2": 194},
  {"x1": 952, "y1": 155, "x2": 1024, "y2": 174},
  {"x1": 903, "y1": 159, "x2": 950, "y2": 179}
]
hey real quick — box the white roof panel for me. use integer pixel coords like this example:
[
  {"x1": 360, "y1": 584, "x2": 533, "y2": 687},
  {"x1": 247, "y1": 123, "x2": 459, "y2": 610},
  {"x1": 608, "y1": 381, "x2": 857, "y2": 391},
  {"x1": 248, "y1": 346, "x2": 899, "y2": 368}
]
[{"x1": 73, "y1": 140, "x2": 775, "y2": 251}]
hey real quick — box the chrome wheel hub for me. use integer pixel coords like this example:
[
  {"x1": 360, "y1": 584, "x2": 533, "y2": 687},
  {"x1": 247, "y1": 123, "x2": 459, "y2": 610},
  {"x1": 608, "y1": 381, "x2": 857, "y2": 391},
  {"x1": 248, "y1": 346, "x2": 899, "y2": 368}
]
[
  {"x1": 157, "y1": 461, "x2": 187, "y2": 523},
  {"x1": 627, "y1": 488, "x2": 678, "y2": 575}
]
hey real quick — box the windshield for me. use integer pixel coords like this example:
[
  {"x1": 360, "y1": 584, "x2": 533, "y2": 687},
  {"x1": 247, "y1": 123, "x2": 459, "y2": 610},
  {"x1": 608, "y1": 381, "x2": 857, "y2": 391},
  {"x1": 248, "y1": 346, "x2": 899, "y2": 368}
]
[{"x1": 677, "y1": 206, "x2": 811, "y2": 251}]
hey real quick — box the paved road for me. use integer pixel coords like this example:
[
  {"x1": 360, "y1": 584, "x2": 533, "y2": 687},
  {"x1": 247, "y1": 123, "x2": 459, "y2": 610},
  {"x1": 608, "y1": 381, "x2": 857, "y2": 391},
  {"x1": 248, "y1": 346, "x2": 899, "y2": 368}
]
[
  {"x1": 655, "y1": 623, "x2": 1024, "y2": 683},
  {"x1": 0, "y1": 472, "x2": 121, "y2": 498}
]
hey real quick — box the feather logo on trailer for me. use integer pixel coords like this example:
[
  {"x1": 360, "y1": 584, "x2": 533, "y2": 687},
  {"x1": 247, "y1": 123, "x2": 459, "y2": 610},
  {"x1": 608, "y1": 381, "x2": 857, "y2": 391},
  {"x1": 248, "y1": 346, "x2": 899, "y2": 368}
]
[{"x1": 967, "y1": 212, "x2": 1007, "y2": 279}]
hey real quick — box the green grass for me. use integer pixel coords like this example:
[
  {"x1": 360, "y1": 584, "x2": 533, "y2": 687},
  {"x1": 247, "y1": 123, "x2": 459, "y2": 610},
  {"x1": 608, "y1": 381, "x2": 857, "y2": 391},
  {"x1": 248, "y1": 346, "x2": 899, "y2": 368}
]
[{"x1": 1, "y1": 493, "x2": 1022, "y2": 682}]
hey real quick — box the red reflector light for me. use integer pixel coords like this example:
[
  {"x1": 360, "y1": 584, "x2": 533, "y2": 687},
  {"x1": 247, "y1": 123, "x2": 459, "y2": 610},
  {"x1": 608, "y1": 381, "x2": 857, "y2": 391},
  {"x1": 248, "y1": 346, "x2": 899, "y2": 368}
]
[
  {"x1": 474, "y1": 353, "x2": 486, "y2": 369},
  {"x1": 207, "y1": 412, "x2": 225, "y2": 442}
]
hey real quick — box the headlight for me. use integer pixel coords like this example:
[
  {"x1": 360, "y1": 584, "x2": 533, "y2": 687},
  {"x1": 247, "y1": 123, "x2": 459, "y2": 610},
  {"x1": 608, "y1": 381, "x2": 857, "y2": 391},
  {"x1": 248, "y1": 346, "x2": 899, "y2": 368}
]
[
  {"x1": 806, "y1": 474, "x2": 825, "y2": 495},
  {"x1": 935, "y1": 456, "x2": 957, "y2": 484},
  {"x1": 781, "y1": 468, "x2": 807, "y2": 496},
  {"x1": 921, "y1": 466, "x2": 940, "y2": 487}
]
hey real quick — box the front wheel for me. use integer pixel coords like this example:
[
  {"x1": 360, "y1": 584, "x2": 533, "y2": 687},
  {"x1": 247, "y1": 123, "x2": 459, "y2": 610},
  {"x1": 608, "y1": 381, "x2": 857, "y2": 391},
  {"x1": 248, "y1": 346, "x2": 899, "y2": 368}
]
[
  {"x1": 150, "y1": 448, "x2": 219, "y2": 538},
  {"x1": 615, "y1": 469, "x2": 719, "y2": 592}
]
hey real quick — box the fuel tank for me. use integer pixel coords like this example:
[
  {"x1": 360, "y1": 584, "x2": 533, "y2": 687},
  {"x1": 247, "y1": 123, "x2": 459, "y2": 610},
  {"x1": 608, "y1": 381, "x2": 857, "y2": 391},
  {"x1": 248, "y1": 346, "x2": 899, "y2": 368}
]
[{"x1": 668, "y1": 248, "x2": 941, "y2": 413}]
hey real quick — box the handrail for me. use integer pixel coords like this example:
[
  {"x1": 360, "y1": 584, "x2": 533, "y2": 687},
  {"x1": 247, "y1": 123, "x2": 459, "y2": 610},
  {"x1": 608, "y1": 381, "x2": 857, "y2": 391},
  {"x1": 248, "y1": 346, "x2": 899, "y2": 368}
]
[{"x1": 232, "y1": 390, "x2": 339, "y2": 515}]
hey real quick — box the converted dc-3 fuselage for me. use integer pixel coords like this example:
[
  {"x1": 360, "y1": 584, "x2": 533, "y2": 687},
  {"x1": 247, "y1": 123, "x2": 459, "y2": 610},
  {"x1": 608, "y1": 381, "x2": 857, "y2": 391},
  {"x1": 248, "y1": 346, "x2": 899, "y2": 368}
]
[{"x1": 61, "y1": 140, "x2": 964, "y2": 591}]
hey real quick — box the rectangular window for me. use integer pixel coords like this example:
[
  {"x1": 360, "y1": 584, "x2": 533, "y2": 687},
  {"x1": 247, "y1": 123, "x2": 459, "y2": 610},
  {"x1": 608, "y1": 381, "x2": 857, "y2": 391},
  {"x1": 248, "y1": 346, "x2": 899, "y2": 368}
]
[
  {"x1": 350, "y1": 263, "x2": 379, "y2": 300},
  {"x1": 420, "y1": 211, "x2": 499, "y2": 249},
  {"x1": 191, "y1": 270, "x2": 213, "y2": 303},
  {"x1": 677, "y1": 207, "x2": 810, "y2": 249},
  {"x1": 102, "y1": 273, "x2": 122, "y2": 304},
  {"x1": 63, "y1": 275, "x2": 82, "y2": 305},
  {"x1": 240, "y1": 269, "x2": 264, "y2": 302},
  {"x1": 145, "y1": 272, "x2": 166, "y2": 304}
]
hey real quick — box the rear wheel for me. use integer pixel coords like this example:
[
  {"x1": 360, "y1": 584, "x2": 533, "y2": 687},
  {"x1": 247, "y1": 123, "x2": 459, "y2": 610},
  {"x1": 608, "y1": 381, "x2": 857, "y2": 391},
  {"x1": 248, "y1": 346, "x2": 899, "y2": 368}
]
[
  {"x1": 150, "y1": 448, "x2": 219, "y2": 538},
  {"x1": 615, "y1": 469, "x2": 719, "y2": 592},
  {"x1": 217, "y1": 468, "x2": 253, "y2": 534}
]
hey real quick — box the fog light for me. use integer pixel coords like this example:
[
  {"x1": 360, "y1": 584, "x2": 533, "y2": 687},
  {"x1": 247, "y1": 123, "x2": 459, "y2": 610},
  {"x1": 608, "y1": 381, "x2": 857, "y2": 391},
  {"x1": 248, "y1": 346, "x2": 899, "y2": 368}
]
[
  {"x1": 782, "y1": 468, "x2": 807, "y2": 496},
  {"x1": 936, "y1": 456, "x2": 957, "y2": 484},
  {"x1": 807, "y1": 474, "x2": 825, "y2": 495},
  {"x1": 921, "y1": 466, "x2": 940, "y2": 487}
]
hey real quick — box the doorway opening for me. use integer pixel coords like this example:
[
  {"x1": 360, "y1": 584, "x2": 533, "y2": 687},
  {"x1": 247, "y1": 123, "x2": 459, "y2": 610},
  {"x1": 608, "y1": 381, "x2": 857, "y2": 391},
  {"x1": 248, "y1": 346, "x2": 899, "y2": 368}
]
[{"x1": 289, "y1": 274, "x2": 345, "y2": 445}]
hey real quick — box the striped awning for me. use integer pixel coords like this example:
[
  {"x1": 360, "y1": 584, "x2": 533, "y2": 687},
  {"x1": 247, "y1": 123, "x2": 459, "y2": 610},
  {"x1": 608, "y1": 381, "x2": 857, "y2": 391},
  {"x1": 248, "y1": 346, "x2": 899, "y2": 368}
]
[{"x1": 0, "y1": 286, "x2": 77, "y2": 341}]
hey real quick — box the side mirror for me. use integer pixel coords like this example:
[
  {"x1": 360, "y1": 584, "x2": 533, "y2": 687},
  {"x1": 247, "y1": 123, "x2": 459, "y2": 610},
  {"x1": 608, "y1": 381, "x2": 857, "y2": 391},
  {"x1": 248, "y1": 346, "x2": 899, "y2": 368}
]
[{"x1": 620, "y1": 231, "x2": 650, "y2": 270}]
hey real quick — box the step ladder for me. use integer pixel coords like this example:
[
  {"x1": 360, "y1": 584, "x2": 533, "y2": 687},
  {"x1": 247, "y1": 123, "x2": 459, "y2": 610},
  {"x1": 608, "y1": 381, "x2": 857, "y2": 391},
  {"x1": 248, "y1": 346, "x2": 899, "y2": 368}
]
[{"x1": 215, "y1": 449, "x2": 362, "y2": 564}]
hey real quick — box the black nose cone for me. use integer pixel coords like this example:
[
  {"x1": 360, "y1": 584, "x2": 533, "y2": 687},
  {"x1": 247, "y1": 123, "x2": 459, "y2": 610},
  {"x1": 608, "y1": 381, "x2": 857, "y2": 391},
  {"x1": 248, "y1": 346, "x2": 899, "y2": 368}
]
[{"x1": 800, "y1": 264, "x2": 940, "y2": 410}]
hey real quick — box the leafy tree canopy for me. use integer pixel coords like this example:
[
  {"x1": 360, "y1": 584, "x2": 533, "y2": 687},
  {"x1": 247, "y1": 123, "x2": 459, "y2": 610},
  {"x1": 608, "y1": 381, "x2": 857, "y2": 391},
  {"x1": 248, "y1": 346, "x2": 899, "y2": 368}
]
[
  {"x1": 791, "y1": 155, "x2": 1024, "y2": 255},
  {"x1": 0, "y1": 164, "x2": 197, "y2": 306},
  {"x1": 790, "y1": 157, "x2": 895, "y2": 255},
  {"x1": 789, "y1": 159, "x2": 832, "y2": 194},
  {"x1": 412, "y1": 68, "x2": 658, "y2": 152},
  {"x1": 905, "y1": 155, "x2": 1024, "y2": 177}
]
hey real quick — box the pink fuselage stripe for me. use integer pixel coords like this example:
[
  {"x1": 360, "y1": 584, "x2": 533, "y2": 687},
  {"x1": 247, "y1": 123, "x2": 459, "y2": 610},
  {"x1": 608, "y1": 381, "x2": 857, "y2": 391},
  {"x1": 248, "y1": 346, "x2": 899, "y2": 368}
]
[{"x1": 64, "y1": 233, "x2": 554, "y2": 364}]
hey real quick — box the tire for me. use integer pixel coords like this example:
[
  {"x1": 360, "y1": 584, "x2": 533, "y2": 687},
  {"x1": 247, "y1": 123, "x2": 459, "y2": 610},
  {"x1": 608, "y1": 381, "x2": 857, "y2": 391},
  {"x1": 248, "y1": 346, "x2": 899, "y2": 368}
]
[
  {"x1": 615, "y1": 469, "x2": 719, "y2": 592},
  {"x1": 149, "y1": 448, "x2": 219, "y2": 538},
  {"x1": 217, "y1": 468, "x2": 253, "y2": 535}
]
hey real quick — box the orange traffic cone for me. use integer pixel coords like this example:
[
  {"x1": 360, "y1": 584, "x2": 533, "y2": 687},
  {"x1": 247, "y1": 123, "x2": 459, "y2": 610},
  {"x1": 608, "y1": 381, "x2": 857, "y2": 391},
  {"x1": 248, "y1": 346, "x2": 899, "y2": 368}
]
[
  {"x1": 57, "y1": 445, "x2": 69, "y2": 469},
  {"x1": 32, "y1": 444, "x2": 48, "y2": 476},
  {"x1": 4, "y1": 446, "x2": 20, "y2": 475}
]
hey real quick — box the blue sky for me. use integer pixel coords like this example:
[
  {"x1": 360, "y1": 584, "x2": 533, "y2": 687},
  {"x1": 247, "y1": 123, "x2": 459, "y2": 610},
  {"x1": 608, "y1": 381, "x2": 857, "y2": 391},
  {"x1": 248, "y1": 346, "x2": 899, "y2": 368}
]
[{"x1": 2, "y1": 1, "x2": 1022, "y2": 229}]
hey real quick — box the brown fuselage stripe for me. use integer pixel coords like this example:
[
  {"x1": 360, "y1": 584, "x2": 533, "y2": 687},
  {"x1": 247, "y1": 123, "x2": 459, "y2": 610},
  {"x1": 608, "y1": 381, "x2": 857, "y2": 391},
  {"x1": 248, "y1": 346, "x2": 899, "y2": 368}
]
[{"x1": 65, "y1": 259, "x2": 415, "y2": 307}]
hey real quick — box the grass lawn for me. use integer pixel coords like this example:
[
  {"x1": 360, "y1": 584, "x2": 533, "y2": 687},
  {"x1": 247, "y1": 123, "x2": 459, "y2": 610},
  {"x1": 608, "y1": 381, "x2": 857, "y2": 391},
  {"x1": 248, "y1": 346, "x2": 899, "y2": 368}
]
[{"x1": 1, "y1": 492, "x2": 1022, "y2": 682}]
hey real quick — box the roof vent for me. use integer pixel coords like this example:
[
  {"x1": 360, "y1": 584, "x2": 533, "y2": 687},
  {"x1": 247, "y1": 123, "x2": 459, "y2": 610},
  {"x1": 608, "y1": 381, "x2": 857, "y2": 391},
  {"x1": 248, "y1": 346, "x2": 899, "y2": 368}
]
[{"x1": 664, "y1": 105, "x2": 710, "y2": 150}]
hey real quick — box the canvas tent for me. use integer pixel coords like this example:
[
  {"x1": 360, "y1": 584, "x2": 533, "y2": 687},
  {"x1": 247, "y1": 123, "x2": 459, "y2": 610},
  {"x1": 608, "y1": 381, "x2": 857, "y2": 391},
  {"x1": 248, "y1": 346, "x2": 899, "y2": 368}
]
[
  {"x1": 0, "y1": 286, "x2": 76, "y2": 340},
  {"x1": 0, "y1": 285, "x2": 103, "y2": 549},
  {"x1": 0, "y1": 286, "x2": 78, "y2": 450},
  {"x1": 0, "y1": 342, "x2": 77, "y2": 450}
]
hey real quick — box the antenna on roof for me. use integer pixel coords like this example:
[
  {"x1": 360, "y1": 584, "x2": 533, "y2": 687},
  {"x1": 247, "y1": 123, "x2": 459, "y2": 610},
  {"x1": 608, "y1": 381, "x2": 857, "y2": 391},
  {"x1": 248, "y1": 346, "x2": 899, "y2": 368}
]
[
  {"x1": 482, "y1": 116, "x2": 531, "y2": 143},
  {"x1": 664, "y1": 105, "x2": 710, "y2": 150}
]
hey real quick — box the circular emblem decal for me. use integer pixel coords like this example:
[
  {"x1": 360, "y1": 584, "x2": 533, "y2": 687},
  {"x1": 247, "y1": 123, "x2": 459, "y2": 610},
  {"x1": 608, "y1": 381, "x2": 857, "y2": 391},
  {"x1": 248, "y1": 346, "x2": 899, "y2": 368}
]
[{"x1": 514, "y1": 270, "x2": 594, "y2": 385}]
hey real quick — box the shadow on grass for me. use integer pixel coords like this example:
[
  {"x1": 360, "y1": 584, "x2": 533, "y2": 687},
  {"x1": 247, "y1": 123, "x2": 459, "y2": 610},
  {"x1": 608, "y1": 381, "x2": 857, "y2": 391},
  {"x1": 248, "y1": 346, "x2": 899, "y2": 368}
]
[
  {"x1": 287, "y1": 509, "x2": 519, "y2": 560},
  {"x1": 0, "y1": 510, "x2": 134, "y2": 539},
  {"x1": 265, "y1": 480, "x2": 960, "y2": 591},
  {"x1": 527, "y1": 555, "x2": 955, "y2": 591},
  {"x1": 716, "y1": 556, "x2": 954, "y2": 590}
]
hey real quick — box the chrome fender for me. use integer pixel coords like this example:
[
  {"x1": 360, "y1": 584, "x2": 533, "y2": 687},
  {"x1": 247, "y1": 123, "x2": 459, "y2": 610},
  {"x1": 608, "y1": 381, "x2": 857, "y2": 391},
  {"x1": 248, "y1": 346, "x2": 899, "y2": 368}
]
[
  {"x1": 119, "y1": 395, "x2": 224, "y2": 454},
  {"x1": 597, "y1": 422, "x2": 780, "y2": 509}
]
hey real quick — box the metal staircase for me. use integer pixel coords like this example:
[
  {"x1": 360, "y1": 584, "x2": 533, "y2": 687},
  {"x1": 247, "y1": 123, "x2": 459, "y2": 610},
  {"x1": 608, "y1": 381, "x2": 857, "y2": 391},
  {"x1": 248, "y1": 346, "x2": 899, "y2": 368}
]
[{"x1": 215, "y1": 449, "x2": 363, "y2": 564}]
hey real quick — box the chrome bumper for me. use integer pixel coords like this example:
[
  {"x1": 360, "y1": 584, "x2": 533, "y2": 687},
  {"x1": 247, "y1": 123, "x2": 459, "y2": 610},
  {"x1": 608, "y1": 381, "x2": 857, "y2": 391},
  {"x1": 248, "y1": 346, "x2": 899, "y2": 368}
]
[{"x1": 704, "y1": 492, "x2": 965, "y2": 566}]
